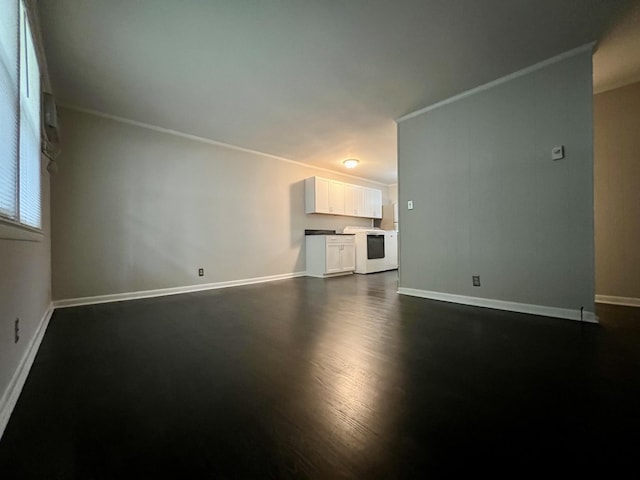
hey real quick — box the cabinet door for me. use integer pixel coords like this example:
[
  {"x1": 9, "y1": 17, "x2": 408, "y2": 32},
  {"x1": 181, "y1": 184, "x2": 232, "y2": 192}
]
[
  {"x1": 344, "y1": 185, "x2": 356, "y2": 216},
  {"x1": 315, "y1": 177, "x2": 330, "y2": 213},
  {"x1": 345, "y1": 184, "x2": 365, "y2": 217},
  {"x1": 329, "y1": 181, "x2": 345, "y2": 214},
  {"x1": 353, "y1": 187, "x2": 365, "y2": 217},
  {"x1": 371, "y1": 189, "x2": 382, "y2": 219},
  {"x1": 363, "y1": 188, "x2": 374, "y2": 217},
  {"x1": 326, "y1": 243, "x2": 342, "y2": 273},
  {"x1": 340, "y1": 243, "x2": 356, "y2": 271}
]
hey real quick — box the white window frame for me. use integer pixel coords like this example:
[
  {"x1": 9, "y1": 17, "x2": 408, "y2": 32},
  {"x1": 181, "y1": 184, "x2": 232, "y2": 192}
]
[{"x1": 0, "y1": 0, "x2": 43, "y2": 242}]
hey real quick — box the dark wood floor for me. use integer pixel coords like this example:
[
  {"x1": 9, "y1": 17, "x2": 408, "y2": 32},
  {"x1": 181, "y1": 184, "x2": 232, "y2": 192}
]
[{"x1": 1, "y1": 271, "x2": 639, "y2": 478}]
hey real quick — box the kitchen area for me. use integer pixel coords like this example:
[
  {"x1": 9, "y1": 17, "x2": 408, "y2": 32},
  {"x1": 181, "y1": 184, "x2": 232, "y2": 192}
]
[{"x1": 303, "y1": 176, "x2": 398, "y2": 278}]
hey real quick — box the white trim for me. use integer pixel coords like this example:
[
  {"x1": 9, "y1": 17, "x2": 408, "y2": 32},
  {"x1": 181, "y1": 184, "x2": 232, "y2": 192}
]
[
  {"x1": 0, "y1": 303, "x2": 54, "y2": 440},
  {"x1": 398, "y1": 288, "x2": 598, "y2": 323},
  {"x1": 397, "y1": 43, "x2": 596, "y2": 123},
  {"x1": 594, "y1": 74, "x2": 640, "y2": 95},
  {"x1": 57, "y1": 104, "x2": 389, "y2": 187},
  {"x1": 595, "y1": 295, "x2": 640, "y2": 308},
  {"x1": 0, "y1": 217, "x2": 44, "y2": 242},
  {"x1": 305, "y1": 271, "x2": 354, "y2": 279},
  {"x1": 53, "y1": 272, "x2": 307, "y2": 308}
]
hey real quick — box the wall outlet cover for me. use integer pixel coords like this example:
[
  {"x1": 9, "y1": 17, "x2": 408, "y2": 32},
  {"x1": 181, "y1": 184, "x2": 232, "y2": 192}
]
[
  {"x1": 551, "y1": 145, "x2": 564, "y2": 160},
  {"x1": 407, "y1": 200, "x2": 414, "y2": 210},
  {"x1": 472, "y1": 275, "x2": 481, "y2": 287}
]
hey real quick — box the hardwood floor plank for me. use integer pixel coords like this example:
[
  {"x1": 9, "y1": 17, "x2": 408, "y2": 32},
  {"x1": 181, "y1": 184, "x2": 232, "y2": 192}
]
[{"x1": 1, "y1": 272, "x2": 639, "y2": 478}]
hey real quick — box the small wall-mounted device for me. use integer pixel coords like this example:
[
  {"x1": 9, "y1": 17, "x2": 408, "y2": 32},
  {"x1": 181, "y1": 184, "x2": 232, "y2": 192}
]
[
  {"x1": 551, "y1": 145, "x2": 564, "y2": 161},
  {"x1": 407, "y1": 200, "x2": 414, "y2": 210}
]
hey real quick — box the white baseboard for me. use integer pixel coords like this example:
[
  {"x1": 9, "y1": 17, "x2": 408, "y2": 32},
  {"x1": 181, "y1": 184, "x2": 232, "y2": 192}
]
[
  {"x1": 53, "y1": 271, "x2": 307, "y2": 309},
  {"x1": 398, "y1": 288, "x2": 598, "y2": 323},
  {"x1": 595, "y1": 295, "x2": 640, "y2": 308},
  {"x1": 0, "y1": 303, "x2": 54, "y2": 440}
]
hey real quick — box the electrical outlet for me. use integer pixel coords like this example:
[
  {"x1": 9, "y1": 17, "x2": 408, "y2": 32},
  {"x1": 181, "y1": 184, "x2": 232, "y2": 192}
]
[
  {"x1": 472, "y1": 275, "x2": 481, "y2": 287},
  {"x1": 407, "y1": 200, "x2": 414, "y2": 210},
  {"x1": 14, "y1": 318, "x2": 19, "y2": 343},
  {"x1": 551, "y1": 145, "x2": 564, "y2": 160},
  {"x1": 198, "y1": 268, "x2": 204, "y2": 277}
]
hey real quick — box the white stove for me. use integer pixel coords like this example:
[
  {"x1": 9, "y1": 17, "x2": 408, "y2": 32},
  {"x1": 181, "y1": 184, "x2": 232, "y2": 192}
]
[{"x1": 342, "y1": 226, "x2": 398, "y2": 274}]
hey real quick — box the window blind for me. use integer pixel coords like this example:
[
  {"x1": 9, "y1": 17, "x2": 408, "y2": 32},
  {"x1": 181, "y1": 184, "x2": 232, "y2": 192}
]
[
  {"x1": 19, "y1": 2, "x2": 41, "y2": 228},
  {"x1": 0, "y1": 0, "x2": 42, "y2": 231},
  {"x1": 0, "y1": 0, "x2": 19, "y2": 220}
]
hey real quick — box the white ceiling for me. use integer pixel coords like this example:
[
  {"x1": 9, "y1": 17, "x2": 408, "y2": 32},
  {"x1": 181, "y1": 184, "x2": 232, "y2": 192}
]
[{"x1": 38, "y1": 0, "x2": 640, "y2": 184}]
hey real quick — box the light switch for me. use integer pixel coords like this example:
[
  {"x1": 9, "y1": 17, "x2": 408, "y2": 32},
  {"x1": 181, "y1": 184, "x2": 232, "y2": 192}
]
[
  {"x1": 407, "y1": 200, "x2": 414, "y2": 210},
  {"x1": 552, "y1": 145, "x2": 564, "y2": 160}
]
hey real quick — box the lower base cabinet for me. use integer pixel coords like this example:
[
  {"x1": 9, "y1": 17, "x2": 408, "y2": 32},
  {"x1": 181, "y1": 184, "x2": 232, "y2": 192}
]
[{"x1": 306, "y1": 235, "x2": 356, "y2": 277}]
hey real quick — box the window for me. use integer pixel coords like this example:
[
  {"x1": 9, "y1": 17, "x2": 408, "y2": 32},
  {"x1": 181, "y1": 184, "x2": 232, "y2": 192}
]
[{"x1": 0, "y1": 0, "x2": 42, "y2": 237}]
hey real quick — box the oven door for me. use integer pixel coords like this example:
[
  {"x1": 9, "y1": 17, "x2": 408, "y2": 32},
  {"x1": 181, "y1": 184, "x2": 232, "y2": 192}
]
[{"x1": 366, "y1": 234, "x2": 385, "y2": 260}]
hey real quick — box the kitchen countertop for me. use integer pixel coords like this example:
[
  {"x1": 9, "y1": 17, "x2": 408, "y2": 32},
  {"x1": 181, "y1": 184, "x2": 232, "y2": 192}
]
[{"x1": 304, "y1": 230, "x2": 355, "y2": 236}]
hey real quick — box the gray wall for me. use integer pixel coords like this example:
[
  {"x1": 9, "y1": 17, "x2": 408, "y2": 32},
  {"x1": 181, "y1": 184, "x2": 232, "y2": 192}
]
[
  {"x1": 0, "y1": 159, "x2": 51, "y2": 416},
  {"x1": 51, "y1": 108, "x2": 385, "y2": 300},
  {"x1": 398, "y1": 50, "x2": 594, "y2": 311},
  {"x1": 594, "y1": 81, "x2": 640, "y2": 300}
]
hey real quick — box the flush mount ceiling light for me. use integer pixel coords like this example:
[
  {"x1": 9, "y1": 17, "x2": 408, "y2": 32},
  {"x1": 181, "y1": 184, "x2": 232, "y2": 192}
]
[{"x1": 343, "y1": 158, "x2": 359, "y2": 169}]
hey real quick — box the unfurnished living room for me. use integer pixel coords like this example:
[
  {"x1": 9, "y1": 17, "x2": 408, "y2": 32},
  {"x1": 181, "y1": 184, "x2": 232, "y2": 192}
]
[{"x1": 1, "y1": 0, "x2": 640, "y2": 478}]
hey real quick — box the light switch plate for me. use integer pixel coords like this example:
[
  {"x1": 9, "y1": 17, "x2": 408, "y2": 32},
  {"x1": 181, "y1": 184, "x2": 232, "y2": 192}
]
[
  {"x1": 552, "y1": 145, "x2": 564, "y2": 160},
  {"x1": 407, "y1": 200, "x2": 414, "y2": 210}
]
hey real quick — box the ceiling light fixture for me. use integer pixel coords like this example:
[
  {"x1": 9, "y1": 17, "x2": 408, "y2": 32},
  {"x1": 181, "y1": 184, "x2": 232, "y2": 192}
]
[{"x1": 343, "y1": 158, "x2": 359, "y2": 169}]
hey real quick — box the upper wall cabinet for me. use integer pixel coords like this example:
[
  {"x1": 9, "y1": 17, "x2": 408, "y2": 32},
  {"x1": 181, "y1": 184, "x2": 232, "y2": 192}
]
[
  {"x1": 329, "y1": 180, "x2": 345, "y2": 215},
  {"x1": 312, "y1": 177, "x2": 331, "y2": 214},
  {"x1": 368, "y1": 188, "x2": 382, "y2": 219},
  {"x1": 305, "y1": 176, "x2": 382, "y2": 219},
  {"x1": 344, "y1": 184, "x2": 364, "y2": 217}
]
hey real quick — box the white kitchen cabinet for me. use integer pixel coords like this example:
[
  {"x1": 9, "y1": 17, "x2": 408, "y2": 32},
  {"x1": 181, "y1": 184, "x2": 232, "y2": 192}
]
[
  {"x1": 362, "y1": 187, "x2": 382, "y2": 219},
  {"x1": 306, "y1": 235, "x2": 356, "y2": 277},
  {"x1": 362, "y1": 189, "x2": 372, "y2": 218},
  {"x1": 329, "y1": 181, "x2": 345, "y2": 215},
  {"x1": 370, "y1": 188, "x2": 382, "y2": 219},
  {"x1": 305, "y1": 177, "x2": 345, "y2": 215},
  {"x1": 305, "y1": 176, "x2": 382, "y2": 219},
  {"x1": 325, "y1": 242, "x2": 342, "y2": 273},
  {"x1": 305, "y1": 177, "x2": 331, "y2": 214},
  {"x1": 344, "y1": 184, "x2": 365, "y2": 217}
]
